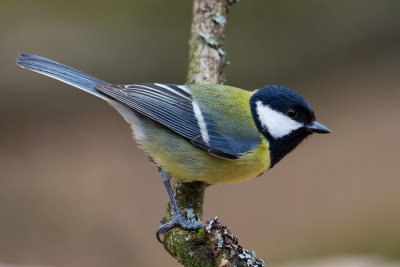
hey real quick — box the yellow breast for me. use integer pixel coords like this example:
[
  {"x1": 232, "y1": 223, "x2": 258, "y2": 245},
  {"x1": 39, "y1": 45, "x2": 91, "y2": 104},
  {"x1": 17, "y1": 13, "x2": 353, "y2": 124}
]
[{"x1": 140, "y1": 120, "x2": 270, "y2": 184}]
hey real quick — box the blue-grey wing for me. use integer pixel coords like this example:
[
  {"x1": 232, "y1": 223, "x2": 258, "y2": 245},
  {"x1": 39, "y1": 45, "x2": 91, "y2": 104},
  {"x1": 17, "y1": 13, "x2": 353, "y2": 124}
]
[{"x1": 96, "y1": 83, "x2": 259, "y2": 159}]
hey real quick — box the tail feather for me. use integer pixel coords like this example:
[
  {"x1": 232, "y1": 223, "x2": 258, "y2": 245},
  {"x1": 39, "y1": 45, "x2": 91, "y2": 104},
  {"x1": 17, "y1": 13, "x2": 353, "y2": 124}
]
[{"x1": 16, "y1": 53, "x2": 111, "y2": 101}]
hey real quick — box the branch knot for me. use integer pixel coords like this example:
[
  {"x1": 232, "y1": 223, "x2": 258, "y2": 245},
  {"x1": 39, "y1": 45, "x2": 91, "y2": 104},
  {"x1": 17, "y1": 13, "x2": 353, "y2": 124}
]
[{"x1": 204, "y1": 218, "x2": 267, "y2": 267}]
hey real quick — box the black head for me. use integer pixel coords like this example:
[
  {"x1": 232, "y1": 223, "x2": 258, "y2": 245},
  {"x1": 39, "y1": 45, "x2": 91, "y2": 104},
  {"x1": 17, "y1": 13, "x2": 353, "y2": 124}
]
[{"x1": 250, "y1": 85, "x2": 330, "y2": 168}]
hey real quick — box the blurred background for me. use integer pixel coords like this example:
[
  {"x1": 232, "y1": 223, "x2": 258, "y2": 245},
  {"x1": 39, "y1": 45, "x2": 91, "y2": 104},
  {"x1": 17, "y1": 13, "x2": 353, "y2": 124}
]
[{"x1": 1, "y1": 0, "x2": 400, "y2": 266}]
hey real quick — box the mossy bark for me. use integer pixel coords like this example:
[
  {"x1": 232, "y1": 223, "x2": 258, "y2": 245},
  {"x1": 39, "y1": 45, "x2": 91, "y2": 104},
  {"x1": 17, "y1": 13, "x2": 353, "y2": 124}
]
[
  {"x1": 161, "y1": 1, "x2": 265, "y2": 266},
  {"x1": 163, "y1": 181, "x2": 214, "y2": 266}
]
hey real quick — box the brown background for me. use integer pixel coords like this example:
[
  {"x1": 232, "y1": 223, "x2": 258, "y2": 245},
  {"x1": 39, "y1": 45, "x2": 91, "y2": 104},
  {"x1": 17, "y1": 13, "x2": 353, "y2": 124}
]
[{"x1": 1, "y1": 0, "x2": 400, "y2": 266}]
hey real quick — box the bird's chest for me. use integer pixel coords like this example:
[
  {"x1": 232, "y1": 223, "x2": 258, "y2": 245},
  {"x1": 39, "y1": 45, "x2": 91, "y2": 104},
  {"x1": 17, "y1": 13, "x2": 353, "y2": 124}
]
[{"x1": 140, "y1": 123, "x2": 270, "y2": 184}]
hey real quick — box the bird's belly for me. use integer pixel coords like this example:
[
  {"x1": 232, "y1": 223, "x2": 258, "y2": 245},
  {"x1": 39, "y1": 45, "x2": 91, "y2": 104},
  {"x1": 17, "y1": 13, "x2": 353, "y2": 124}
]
[{"x1": 131, "y1": 113, "x2": 270, "y2": 184}]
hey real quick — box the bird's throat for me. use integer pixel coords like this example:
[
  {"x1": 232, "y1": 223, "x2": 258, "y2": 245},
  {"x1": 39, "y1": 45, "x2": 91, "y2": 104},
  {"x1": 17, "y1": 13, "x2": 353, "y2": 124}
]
[{"x1": 268, "y1": 132, "x2": 310, "y2": 168}]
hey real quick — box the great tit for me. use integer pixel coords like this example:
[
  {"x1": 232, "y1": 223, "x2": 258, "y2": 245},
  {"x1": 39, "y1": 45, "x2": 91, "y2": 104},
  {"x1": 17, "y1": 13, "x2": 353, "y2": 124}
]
[{"x1": 17, "y1": 53, "x2": 330, "y2": 240}]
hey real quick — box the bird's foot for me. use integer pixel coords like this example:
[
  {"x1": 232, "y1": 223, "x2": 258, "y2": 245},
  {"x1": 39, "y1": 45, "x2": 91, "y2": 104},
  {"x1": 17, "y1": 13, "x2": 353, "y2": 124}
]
[{"x1": 156, "y1": 215, "x2": 203, "y2": 244}]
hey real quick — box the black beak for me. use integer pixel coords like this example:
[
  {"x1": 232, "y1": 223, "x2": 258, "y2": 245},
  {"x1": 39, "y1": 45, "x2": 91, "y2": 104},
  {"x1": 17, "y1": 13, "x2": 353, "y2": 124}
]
[{"x1": 306, "y1": 121, "x2": 331, "y2": 134}]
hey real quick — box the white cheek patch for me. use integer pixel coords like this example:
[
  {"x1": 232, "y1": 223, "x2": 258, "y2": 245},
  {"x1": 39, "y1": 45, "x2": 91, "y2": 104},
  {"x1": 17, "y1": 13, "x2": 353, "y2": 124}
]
[{"x1": 256, "y1": 101, "x2": 303, "y2": 139}]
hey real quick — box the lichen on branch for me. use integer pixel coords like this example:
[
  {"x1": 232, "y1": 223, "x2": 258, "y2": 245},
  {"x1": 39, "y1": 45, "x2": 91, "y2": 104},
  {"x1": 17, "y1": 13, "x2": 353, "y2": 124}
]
[{"x1": 187, "y1": 0, "x2": 233, "y2": 84}]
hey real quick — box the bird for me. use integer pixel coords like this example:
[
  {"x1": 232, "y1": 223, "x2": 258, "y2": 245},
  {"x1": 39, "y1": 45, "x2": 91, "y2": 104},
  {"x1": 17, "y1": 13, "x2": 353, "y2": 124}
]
[{"x1": 16, "y1": 53, "x2": 331, "y2": 242}]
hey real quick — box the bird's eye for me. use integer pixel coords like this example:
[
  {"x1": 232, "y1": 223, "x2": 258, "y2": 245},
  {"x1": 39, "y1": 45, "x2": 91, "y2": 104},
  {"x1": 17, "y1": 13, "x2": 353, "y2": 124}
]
[{"x1": 286, "y1": 108, "x2": 297, "y2": 118}]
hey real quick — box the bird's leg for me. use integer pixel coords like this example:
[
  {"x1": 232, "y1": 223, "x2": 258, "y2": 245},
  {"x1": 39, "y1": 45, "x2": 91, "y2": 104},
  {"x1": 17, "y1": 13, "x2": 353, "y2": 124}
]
[{"x1": 156, "y1": 169, "x2": 203, "y2": 243}]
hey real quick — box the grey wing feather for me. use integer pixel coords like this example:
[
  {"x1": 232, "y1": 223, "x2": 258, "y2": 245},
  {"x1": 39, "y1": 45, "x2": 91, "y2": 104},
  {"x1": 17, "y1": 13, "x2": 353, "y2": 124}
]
[
  {"x1": 97, "y1": 83, "x2": 202, "y2": 139},
  {"x1": 96, "y1": 83, "x2": 259, "y2": 159},
  {"x1": 16, "y1": 54, "x2": 257, "y2": 159}
]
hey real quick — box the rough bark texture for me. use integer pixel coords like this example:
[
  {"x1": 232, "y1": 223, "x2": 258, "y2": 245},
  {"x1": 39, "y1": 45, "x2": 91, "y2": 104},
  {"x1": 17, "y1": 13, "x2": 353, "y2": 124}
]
[
  {"x1": 187, "y1": 0, "x2": 231, "y2": 84},
  {"x1": 161, "y1": 1, "x2": 266, "y2": 266}
]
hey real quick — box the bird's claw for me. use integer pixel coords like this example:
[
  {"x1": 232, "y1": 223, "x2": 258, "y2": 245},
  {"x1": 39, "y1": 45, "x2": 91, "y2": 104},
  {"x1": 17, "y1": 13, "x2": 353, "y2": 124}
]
[{"x1": 156, "y1": 215, "x2": 203, "y2": 244}]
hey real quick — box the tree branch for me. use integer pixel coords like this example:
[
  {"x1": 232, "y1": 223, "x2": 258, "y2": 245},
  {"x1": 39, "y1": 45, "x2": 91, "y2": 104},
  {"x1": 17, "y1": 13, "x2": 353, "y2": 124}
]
[
  {"x1": 161, "y1": 1, "x2": 266, "y2": 266},
  {"x1": 187, "y1": 0, "x2": 231, "y2": 84}
]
